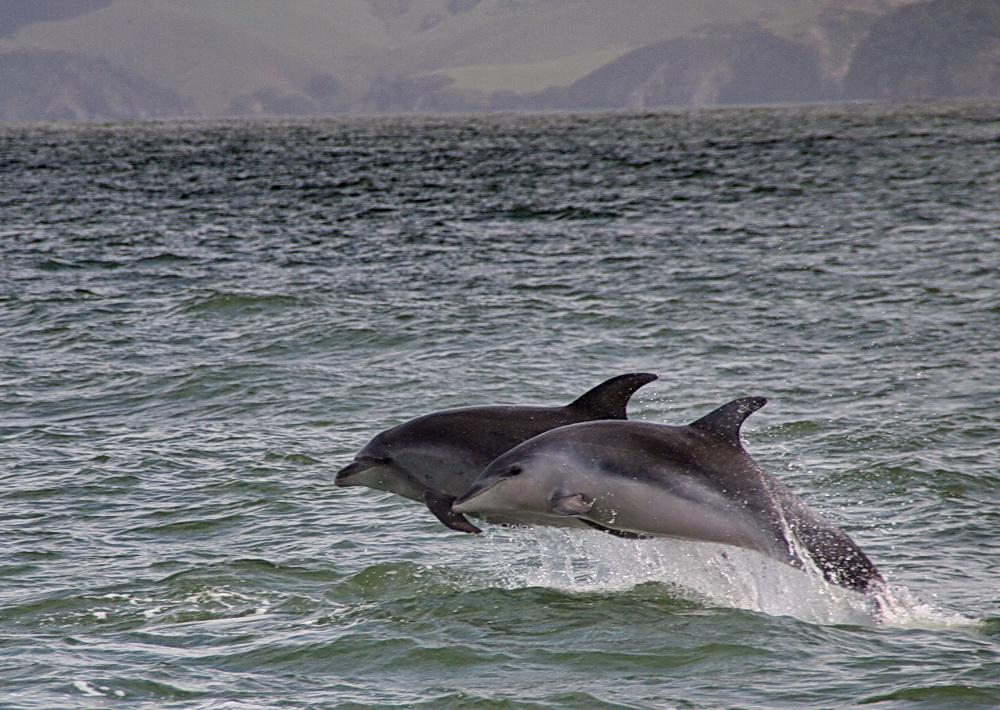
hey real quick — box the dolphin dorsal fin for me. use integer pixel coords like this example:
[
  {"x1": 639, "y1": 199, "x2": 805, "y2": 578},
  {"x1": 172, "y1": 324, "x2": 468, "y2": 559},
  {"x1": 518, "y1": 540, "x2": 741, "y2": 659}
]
[
  {"x1": 567, "y1": 372, "x2": 658, "y2": 419},
  {"x1": 688, "y1": 396, "x2": 767, "y2": 446}
]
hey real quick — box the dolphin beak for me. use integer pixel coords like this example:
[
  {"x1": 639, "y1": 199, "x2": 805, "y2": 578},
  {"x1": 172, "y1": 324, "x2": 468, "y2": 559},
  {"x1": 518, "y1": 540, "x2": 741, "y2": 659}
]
[
  {"x1": 452, "y1": 480, "x2": 500, "y2": 513},
  {"x1": 334, "y1": 460, "x2": 374, "y2": 486}
]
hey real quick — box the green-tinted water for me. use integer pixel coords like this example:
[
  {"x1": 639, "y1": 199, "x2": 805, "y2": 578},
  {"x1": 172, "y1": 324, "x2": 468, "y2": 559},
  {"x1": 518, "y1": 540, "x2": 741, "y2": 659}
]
[{"x1": 1, "y1": 102, "x2": 998, "y2": 708}]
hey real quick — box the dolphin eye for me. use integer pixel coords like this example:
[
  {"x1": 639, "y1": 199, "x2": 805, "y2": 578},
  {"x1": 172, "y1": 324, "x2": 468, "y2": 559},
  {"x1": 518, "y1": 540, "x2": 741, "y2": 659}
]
[{"x1": 503, "y1": 465, "x2": 523, "y2": 477}]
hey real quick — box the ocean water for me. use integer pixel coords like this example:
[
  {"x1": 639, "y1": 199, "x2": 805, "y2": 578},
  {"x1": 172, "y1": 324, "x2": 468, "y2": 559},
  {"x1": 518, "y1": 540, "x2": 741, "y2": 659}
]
[{"x1": 1, "y1": 101, "x2": 998, "y2": 709}]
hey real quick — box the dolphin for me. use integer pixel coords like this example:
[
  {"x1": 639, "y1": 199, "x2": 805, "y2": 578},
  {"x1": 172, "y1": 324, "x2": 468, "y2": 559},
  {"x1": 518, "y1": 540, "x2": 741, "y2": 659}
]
[
  {"x1": 452, "y1": 396, "x2": 884, "y2": 594},
  {"x1": 335, "y1": 372, "x2": 658, "y2": 534}
]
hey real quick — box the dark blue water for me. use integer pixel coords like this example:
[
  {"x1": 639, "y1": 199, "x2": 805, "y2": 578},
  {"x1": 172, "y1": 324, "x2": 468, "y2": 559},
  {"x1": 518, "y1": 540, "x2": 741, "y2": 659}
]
[{"x1": 1, "y1": 101, "x2": 999, "y2": 709}]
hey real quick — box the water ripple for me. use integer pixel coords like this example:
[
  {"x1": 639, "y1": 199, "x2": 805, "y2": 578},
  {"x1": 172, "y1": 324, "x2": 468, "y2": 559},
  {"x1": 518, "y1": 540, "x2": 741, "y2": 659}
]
[{"x1": 1, "y1": 102, "x2": 998, "y2": 709}]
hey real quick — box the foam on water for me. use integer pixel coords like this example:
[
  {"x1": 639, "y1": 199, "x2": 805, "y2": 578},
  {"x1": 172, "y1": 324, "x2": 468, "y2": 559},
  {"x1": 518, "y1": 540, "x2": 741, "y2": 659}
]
[
  {"x1": 874, "y1": 585, "x2": 981, "y2": 631},
  {"x1": 470, "y1": 526, "x2": 976, "y2": 630},
  {"x1": 72, "y1": 680, "x2": 109, "y2": 697}
]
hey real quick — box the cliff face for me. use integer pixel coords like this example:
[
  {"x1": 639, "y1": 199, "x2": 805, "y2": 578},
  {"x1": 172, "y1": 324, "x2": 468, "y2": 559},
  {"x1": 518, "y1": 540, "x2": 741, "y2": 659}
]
[
  {"x1": 3, "y1": 0, "x2": 999, "y2": 121},
  {"x1": 843, "y1": 0, "x2": 1000, "y2": 100}
]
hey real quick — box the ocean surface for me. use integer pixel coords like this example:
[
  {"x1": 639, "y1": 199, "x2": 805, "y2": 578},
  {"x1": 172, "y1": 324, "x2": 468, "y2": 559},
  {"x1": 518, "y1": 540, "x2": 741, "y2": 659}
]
[{"x1": 1, "y1": 101, "x2": 998, "y2": 709}]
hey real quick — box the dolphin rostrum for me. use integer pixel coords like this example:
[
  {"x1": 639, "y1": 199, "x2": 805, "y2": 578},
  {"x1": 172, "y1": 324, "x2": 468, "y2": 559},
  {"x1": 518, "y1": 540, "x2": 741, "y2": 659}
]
[
  {"x1": 452, "y1": 396, "x2": 884, "y2": 594},
  {"x1": 335, "y1": 373, "x2": 658, "y2": 534}
]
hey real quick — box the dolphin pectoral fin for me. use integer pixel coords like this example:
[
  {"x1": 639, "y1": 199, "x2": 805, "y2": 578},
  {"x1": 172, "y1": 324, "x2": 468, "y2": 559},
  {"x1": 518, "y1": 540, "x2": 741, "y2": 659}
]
[
  {"x1": 579, "y1": 519, "x2": 651, "y2": 540},
  {"x1": 688, "y1": 396, "x2": 767, "y2": 446},
  {"x1": 548, "y1": 491, "x2": 594, "y2": 515},
  {"x1": 568, "y1": 372, "x2": 658, "y2": 419},
  {"x1": 422, "y1": 490, "x2": 483, "y2": 534}
]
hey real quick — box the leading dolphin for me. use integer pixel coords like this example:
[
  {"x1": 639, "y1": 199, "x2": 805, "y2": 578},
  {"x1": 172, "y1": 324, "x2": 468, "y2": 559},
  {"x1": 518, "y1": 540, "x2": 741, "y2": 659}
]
[
  {"x1": 452, "y1": 396, "x2": 884, "y2": 593},
  {"x1": 335, "y1": 372, "x2": 658, "y2": 534}
]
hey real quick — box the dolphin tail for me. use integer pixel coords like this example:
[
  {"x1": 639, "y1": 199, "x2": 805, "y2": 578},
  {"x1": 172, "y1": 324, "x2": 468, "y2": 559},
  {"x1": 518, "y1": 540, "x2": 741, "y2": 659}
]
[
  {"x1": 567, "y1": 372, "x2": 658, "y2": 419},
  {"x1": 792, "y1": 518, "x2": 885, "y2": 593}
]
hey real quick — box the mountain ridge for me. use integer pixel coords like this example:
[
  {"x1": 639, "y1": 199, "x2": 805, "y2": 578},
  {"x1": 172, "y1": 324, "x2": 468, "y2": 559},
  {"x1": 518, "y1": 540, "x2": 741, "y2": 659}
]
[{"x1": 3, "y1": 0, "x2": 996, "y2": 121}]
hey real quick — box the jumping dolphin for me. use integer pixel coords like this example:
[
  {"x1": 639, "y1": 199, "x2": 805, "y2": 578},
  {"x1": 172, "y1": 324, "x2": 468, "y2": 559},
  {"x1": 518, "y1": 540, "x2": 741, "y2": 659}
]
[
  {"x1": 335, "y1": 372, "x2": 658, "y2": 534},
  {"x1": 452, "y1": 396, "x2": 884, "y2": 594}
]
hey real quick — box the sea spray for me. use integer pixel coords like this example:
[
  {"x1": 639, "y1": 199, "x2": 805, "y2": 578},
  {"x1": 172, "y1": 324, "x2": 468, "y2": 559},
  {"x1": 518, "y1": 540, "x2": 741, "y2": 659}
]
[{"x1": 471, "y1": 526, "x2": 975, "y2": 629}]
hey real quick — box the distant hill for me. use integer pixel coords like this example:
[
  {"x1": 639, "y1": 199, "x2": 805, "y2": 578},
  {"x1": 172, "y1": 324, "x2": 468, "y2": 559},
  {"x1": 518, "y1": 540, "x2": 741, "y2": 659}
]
[
  {"x1": 843, "y1": 0, "x2": 1000, "y2": 100},
  {"x1": 3, "y1": 0, "x2": 997, "y2": 121},
  {"x1": 0, "y1": 48, "x2": 190, "y2": 121},
  {"x1": 0, "y1": 0, "x2": 112, "y2": 38},
  {"x1": 526, "y1": 24, "x2": 826, "y2": 111}
]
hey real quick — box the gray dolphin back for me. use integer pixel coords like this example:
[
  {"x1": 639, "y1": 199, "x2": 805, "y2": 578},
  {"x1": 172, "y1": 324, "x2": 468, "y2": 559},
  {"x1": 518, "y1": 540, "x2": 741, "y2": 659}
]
[
  {"x1": 454, "y1": 396, "x2": 885, "y2": 594},
  {"x1": 689, "y1": 397, "x2": 882, "y2": 593}
]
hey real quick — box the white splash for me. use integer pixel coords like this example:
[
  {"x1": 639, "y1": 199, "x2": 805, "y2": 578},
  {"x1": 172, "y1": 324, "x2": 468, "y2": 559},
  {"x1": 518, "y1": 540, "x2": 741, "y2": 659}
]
[
  {"x1": 874, "y1": 584, "x2": 978, "y2": 630},
  {"x1": 472, "y1": 526, "x2": 970, "y2": 628},
  {"x1": 72, "y1": 680, "x2": 107, "y2": 697}
]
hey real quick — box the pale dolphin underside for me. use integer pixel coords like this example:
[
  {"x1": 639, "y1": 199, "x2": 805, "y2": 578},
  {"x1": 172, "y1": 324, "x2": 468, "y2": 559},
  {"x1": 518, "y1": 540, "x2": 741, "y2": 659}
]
[
  {"x1": 335, "y1": 373, "x2": 658, "y2": 534},
  {"x1": 453, "y1": 397, "x2": 884, "y2": 594}
]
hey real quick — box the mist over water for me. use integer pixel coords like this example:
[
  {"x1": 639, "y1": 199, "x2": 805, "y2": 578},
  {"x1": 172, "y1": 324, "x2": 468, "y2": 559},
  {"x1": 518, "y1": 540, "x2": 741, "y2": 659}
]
[{"x1": 2, "y1": 101, "x2": 999, "y2": 708}]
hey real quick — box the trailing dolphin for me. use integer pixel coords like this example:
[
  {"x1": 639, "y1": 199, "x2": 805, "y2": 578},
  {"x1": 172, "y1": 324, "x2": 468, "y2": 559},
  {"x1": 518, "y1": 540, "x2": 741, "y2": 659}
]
[
  {"x1": 452, "y1": 396, "x2": 884, "y2": 594},
  {"x1": 335, "y1": 372, "x2": 658, "y2": 534}
]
